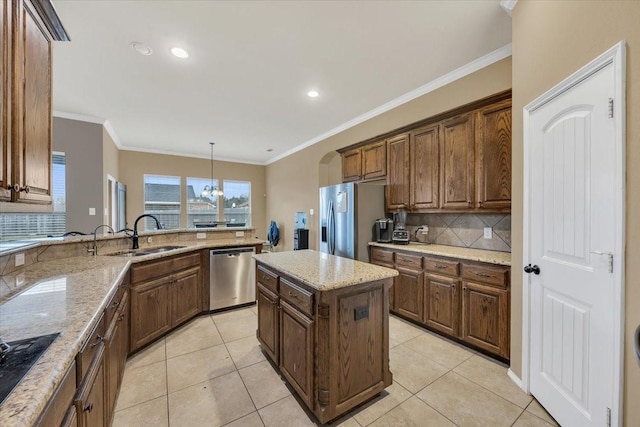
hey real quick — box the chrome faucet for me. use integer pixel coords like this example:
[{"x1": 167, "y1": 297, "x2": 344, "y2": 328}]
[
  {"x1": 132, "y1": 214, "x2": 162, "y2": 249},
  {"x1": 90, "y1": 225, "x2": 114, "y2": 256}
]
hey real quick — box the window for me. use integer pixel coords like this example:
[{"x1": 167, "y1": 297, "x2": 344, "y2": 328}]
[
  {"x1": 186, "y1": 177, "x2": 219, "y2": 228},
  {"x1": 143, "y1": 175, "x2": 181, "y2": 230},
  {"x1": 223, "y1": 180, "x2": 251, "y2": 227},
  {"x1": 0, "y1": 153, "x2": 66, "y2": 245}
]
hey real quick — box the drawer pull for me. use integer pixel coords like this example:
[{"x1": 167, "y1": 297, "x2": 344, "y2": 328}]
[
  {"x1": 435, "y1": 264, "x2": 447, "y2": 269},
  {"x1": 89, "y1": 335, "x2": 103, "y2": 348},
  {"x1": 474, "y1": 272, "x2": 491, "y2": 278},
  {"x1": 451, "y1": 283, "x2": 456, "y2": 288},
  {"x1": 110, "y1": 300, "x2": 120, "y2": 308},
  {"x1": 83, "y1": 402, "x2": 93, "y2": 413},
  {"x1": 288, "y1": 291, "x2": 299, "y2": 299},
  {"x1": 118, "y1": 313, "x2": 125, "y2": 321}
]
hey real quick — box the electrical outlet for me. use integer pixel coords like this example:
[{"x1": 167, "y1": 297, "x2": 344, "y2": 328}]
[
  {"x1": 196, "y1": 232, "x2": 206, "y2": 239},
  {"x1": 147, "y1": 236, "x2": 153, "y2": 243},
  {"x1": 15, "y1": 253, "x2": 25, "y2": 267},
  {"x1": 483, "y1": 227, "x2": 493, "y2": 239},
  {"x1": 235, "y1": 231, "x2": 245, "y2": 237}
]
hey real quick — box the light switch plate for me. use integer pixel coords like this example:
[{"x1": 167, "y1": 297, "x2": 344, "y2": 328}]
[
  {"x1": 15, "y1": 253, "x2": 25, "y2": 267},
  {"x1": 196, "y1": 232, "x2": 206, "y2": 239},
  {"x1": 235, "y1": 231, "x2": 245, "y2": 237},
  {"x1": 309, "y1": 208, "x2": 314, "y2": 215},
  {"x1": 89, "y1": 207, "x2": 96, "y2": 216},
  {"x1": 483, "y1": 227, "x2": 493, "y2": 239}
]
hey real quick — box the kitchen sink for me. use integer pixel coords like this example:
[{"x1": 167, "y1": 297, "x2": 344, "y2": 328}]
[{"x1": 105, "y1": 245, "x2": 186, "y2": 257}]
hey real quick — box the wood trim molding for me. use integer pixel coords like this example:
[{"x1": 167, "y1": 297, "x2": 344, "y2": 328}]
[{"x1": 499, "y1": 0, "x2": 518, "y2": 16}]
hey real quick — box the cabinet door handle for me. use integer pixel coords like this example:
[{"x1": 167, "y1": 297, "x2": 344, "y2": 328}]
[
  {"x1": 90, "y1": 335, "x2": 103, "y2": 348},
  {"x1": 110, "y1": 300, "x2": 120, "y2": 308},
  {"x1": 451, "y1": 283, "x2": 456, "y2": 288},
  {"x1": 83, "y1": 402, "x2": 94, "y2": 413},
  {"x1": 118, "y1": 313, "x2": 125, "y2": 321},
  {"x1": 10, "y1": 184, "x2": 30, "y2": 193}
]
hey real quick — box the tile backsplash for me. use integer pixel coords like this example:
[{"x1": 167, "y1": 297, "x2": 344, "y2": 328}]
[{"x1": 405, "y1": 213, "x2": 511, "y2": 252}]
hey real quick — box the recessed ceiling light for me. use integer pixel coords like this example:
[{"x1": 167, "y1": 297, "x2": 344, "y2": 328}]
[
  {"x1": 131, "y1": 42, "x2": 152, "y2": 56},
  {"x1": 171, "y1": 47, "x2": 189, "y2": 59},
  {"x1": 307, "y1": 90, "x2": 319, "y2": 98}
]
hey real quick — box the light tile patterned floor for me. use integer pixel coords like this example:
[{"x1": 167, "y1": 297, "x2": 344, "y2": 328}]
[{"x1": 113, "y1": 306, "x2": 559, "y2": 427}]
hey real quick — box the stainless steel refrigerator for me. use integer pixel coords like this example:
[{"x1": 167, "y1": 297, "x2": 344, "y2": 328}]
[{"x1": 319, "y1": 182, "x2": 385, "y2": 261}]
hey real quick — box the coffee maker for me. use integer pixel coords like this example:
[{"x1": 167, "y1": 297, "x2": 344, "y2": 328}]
[
  {"x1": 375, "y1": 218, "x2": 393, "y2": 243},
  {"x1": 392, "y1": 209, "x2": 410, "y2": 245}
]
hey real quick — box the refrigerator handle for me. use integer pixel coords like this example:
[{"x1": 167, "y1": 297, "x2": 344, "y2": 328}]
[{"x1": 328, "y1": 200, "x2": 335, "y2": 254}]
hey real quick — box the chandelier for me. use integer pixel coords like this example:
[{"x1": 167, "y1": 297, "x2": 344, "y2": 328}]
[{"x1": 201, "y1": 142, "x2": 223, "y2": 197}]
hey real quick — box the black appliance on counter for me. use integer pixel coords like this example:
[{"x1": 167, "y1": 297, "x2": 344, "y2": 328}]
[{"x1": 375, "y1": 218, "x2": 393, "y2": 243}]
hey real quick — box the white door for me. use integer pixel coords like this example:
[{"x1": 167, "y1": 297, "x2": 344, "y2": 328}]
[{"x1": 527, "y1": 62, "x2": 619, "y2": 426}]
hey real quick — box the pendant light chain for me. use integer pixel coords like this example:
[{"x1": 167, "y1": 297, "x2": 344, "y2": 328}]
[{"x1": 210, "y1": 142, "x2": 214, "y2": 194}]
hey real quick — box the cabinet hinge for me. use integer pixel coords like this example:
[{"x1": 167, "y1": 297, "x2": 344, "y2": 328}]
[
  {"x1": 607, "y1": 407, "x2": 611, "y2": 427},
  {"x1": 608, "y1": 98, "x2": 614, "y2": 118}
]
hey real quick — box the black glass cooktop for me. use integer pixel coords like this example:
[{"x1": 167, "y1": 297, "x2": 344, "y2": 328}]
[{"x1": 0, "y1": 333, "x2": 59, "y2": 405}]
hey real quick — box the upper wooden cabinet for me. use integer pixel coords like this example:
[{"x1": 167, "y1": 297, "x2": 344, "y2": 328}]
[
  {"x1": 339, "y1": 91, "x2": 512, "y2": 213},
  {"x1": 440, "y1": 113, "x2": 475, "y2": 209},
  {"x1": 475, "y1": 99, "x2": 512, "y2": 210},
  {"x1": 340, "y1": 139, "x2": 386, "y2": 182},
  {"x1": 385, "y1": 134, "x2": 409, "y2": 209},
  {"x1": 410, "y1": 124, "x2": 439, "y2": 210},
  {"x1": 0, "y1": 0, "x2": 68, "y2": 206}
]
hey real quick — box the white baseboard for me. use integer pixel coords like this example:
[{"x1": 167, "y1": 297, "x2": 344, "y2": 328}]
[{"x1": 507, "y1": 368, "x2": 528, "y2": 393}]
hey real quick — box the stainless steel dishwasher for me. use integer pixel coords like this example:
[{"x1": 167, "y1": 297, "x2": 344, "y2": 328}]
[{"x1": 209, "y1": 247, "x2": 256, "y2": 310}]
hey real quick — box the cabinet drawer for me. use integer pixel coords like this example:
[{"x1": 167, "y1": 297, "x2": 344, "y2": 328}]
[
  {"x1": 424, "y1": 258, "x2": 459, "y2": 276},
  {"x1": 371, "y1": 247, "x2": 394, "y2": 265},
  {"x1": 257, "y1": 265, "x2": 279, "y2": 293},
  {"x1": 36, "y1": 360, "x2": 77, "y2": 427},
  {"x1": 77, "y1": 313, "x2": 105, "y2": 384},
  {"x1": 461, "y1": 263, "x2": 509, "y2": 289},
  {"x1": 395, "y1": 253, "x2": 422, "y2": 270},
  {"x1": 131, "y1": 252, "x2": 200, "y2": 284},
  {"x1": 280, "y1": 278, "x2": 314, "y2": 318},
  {"x1": 105, "y1": 279, "x2": 128, "y2": 326}
]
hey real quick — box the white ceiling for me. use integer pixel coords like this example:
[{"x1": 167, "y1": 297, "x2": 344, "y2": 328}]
[{"x1": 51, "y1": 1, "x2": 512, "y2": 165}]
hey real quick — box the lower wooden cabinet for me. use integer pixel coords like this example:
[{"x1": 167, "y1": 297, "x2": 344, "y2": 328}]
[
  {"x1": 171, "y1": 267, "x2": 201, "y2": 326},
  {"x1": 394, "y1": 267, "x2": 424, "y2": 322},
  {"x1": 130, "y1": 253, "x2": 202, "y2": 352},
  {"x1": 74, "y1": 345, "x2": 106, "y2": 427},
  {"x1": 36, "y1": 360, "x2": 77, "y2": 426},
  {"x1": 105, "y1": 291, "x2": 129, "y2": 420},
  {"x1": 373, "y1": 246, "x2": 510, "y2": 360},
  {"x1": 425, "y1": 273, "x2": 460, "y2": 336},
  {"x1": 256, "y1": 283, "x2": 279, "y2": 362},
  {"x1": 279, "y1": 300, "x2": 314, "y2": 407},
  {"x1": 461, "y1": 281, "x2": 509, "y2": 358},
  {"x1": 130, "y1": 276, "x2": 171, "y2": 350}
]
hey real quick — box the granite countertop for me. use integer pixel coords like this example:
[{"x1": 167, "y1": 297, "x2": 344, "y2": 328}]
[
  {"x1": 0, "y1": 238, "x2": 264, "y2": 426},
  {"x1": 368, "y1": 242, "x2": 511, "y2": 266},
  {"x1": 253, "y1": 249, "x2": 398, "y2": 291}
]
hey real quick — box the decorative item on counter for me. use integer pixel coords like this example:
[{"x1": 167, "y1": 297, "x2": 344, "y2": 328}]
[
  {"x1": 415, "y1": 225, "x2": 429, "y2": 243},
  {"x1": 268, "y1": 220, "x2": 280, "y2": 248}
]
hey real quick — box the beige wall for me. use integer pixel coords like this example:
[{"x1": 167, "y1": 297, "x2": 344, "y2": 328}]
[
  {"x1": 102, "y1": 128, "x2": 119, "y2": 226},
  {"x1": 512, "y1": 1, "x2": 639, "y2": 424},
  {"x1": 266, "y1": 57, "x2": 512, "y2": 252},
  {"x1": 52, "y1": 118, "x2": 104, "y2": 233},
  {"x1": 118, "y1": 150, "x2": 267, "y2": 239}
]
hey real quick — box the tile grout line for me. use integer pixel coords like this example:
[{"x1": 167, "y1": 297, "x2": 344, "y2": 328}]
[{"x1": 164, "y1": 338, "x2": 170, "y2": 427}]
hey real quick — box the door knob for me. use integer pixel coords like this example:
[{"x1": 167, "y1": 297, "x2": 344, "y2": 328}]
[{"x1": 524, "y1": 264, "x2": 540, "y2": 275}]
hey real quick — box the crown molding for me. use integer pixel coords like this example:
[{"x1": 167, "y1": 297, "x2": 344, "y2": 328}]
[
  {"x1": 117, "y1": 146, "x2": 266, "y2": 166},
  {"x1": 500, "y1": 0, "x2": 518, "y2": 16},
  {"x1": 265, "y1": 43, "x2": 513, "y2": 165}
]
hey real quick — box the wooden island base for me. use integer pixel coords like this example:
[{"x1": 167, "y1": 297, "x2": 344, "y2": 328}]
[{"x1": 253, "y1": 251, "x2": 397, "y2": 424}]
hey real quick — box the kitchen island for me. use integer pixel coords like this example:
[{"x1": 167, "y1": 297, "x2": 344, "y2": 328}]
[{"x1": 253, "y1": 250, "x2": 398, "y2": 424}]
